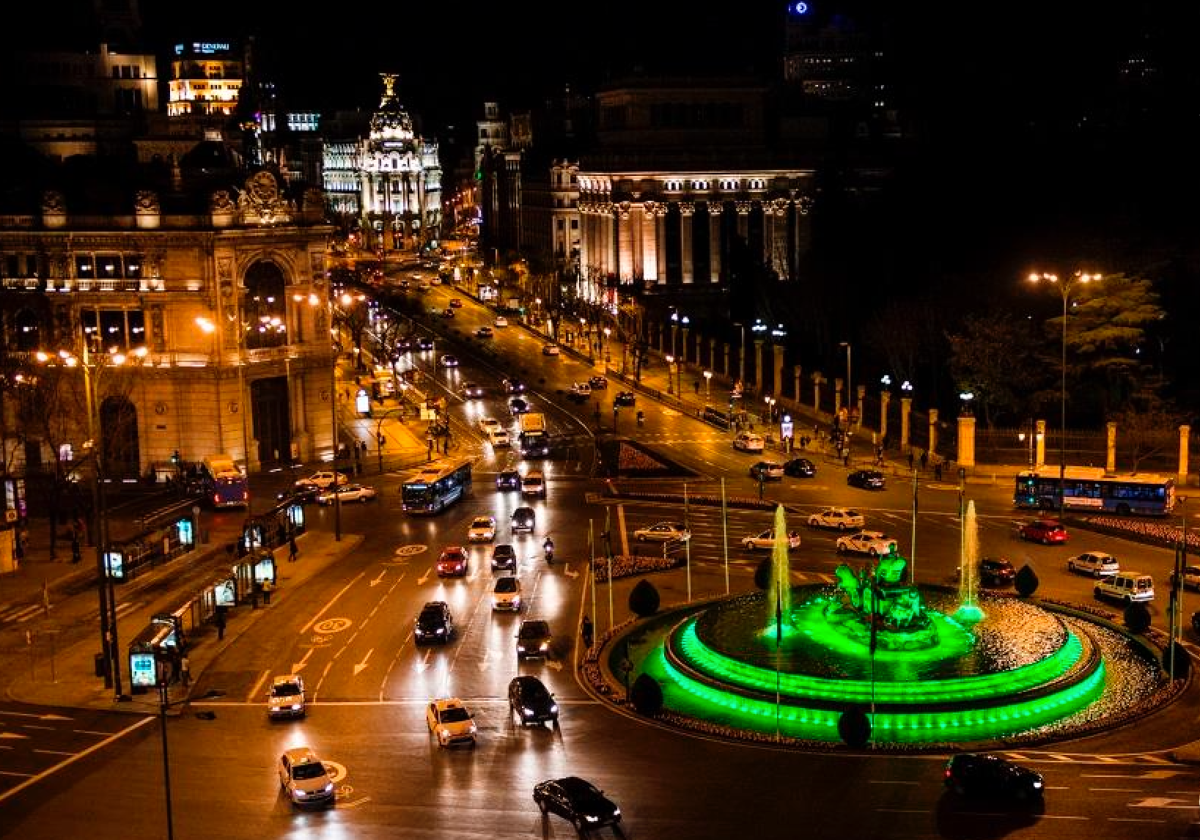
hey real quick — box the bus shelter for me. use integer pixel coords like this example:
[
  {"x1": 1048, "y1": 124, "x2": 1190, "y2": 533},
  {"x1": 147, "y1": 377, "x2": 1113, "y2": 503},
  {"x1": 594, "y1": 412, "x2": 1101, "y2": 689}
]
[{"x1": 128, "y1": 613, "x2": 185, "y2": 694}]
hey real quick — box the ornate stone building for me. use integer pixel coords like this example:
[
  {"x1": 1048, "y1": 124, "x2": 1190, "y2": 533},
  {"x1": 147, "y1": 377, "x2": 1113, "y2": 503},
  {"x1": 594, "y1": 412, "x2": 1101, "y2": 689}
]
[{"x1": 0, "y1": 164, "x2": 336, "y2": 480}]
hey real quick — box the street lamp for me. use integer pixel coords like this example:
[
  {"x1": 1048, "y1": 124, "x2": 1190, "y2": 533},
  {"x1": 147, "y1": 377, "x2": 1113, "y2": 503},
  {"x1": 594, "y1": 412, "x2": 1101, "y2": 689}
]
[
  {"x1": 959, "y1": 391, "x2": 975, "y2": 415},
  {"x1": 839, "y1": 341, "x2": 852, "y2": 423},
  {"x1": 703, "y1": 370, "x2": 713, "y2": 400},
  {"x1": 1028, "y1": 270, "x2": 1100, "y2": 520},
  {"x1": 665, "y1": 354, "x2": 675, "y2": 394},
  {"x1": 732, "y1": 321, "x2": 747, "y2": 390}
]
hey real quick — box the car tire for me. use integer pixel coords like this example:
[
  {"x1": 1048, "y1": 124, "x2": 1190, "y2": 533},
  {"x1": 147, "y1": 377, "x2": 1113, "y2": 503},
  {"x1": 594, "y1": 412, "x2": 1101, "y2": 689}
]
[
  {"x1": 1094, "y1": 568, "x2": 1101, "y2": 579},
  {"x1": 838, "y1": 523, "x2": 848, "y2": 531},
  {"x1": 868, "y1": 548, "x2": 879, "y2": 557}
]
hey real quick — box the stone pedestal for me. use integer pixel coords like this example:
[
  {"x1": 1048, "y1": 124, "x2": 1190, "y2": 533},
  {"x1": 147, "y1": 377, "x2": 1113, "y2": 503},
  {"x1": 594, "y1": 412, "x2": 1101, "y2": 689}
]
[
  {"x1": 900, "y1": 398, "x2": 912, "y2": 451},
  {"x1": 957, "y1": 414, "x2": 976, "y2": 468},
  {"x1": 880, "y1": 391, "x2": 891, "y2": 441},
  {"x1": 754, "y1": 340, "x2": 765, "y2": 393},
  {"x1": 834, "y1": 378, "x2": 844, "y2": 415},
  {"x1": 793, "y1": 365, "x2": 803, "y2": 402},
  {"x1": 1180, "y1": 425, "x2": 1192, "y2": 485},
  {"x1": 928, "y1": 408, "x2": 939, "y2": 456},
  {"x1": 773, "y1": 344, "x2": 784, "y2": 398},
  {"x1": 1106, "y1": 422, "x2": 1117, "y2": 474}
]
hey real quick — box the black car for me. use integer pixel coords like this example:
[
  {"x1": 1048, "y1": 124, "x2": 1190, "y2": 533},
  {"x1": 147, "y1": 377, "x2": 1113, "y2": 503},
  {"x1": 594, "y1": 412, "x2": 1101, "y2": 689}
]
[
  {"x1": 980, "y1": 557, "x2": 1017, "y2": 587},
  {"x1": 516, "y1": 619, "x2": 553, "y2": 660},
  {"x1": 414, "y1": 601, "x2": 455, "y2": 645},
  {"x1": 491, "y1": 543, "x2": 517, "y2": 571},
  {"x1": 503, "y1": 377, "x2": 527, "y2": 394},
  {"x1": 533, "y1": 777, "x2": 621, "y2": 830},
  {"x1": 415, "y1": 336, "x2": 434, "y2": 351},
  {"x1": 511, "y1": 506, "x2": 536, "y2": 533},
  {"x1": 944, "y1": 753, "x2": 1044, "y2": 801},
  {"x1": 614, "y1": 391, "x2": 636, "y2": 406},
  {"x1": 783, "y1": 457, "x2": 816, "y2": 478},
  {"x1": 509, "y1": 397, "x2": 530, "y2": 416},
  {"x1": 847, "y1": 469, "x2": 886, "y2": 490},
  {"x1": 588, "y1": 376, "x2": 608, "y2": 390},
  {"x1": 508, "y1": 675, "x2": 558, "y2": 726},
  {"x1": 496, "y1": 469, "x2": 522, "y2": 491},
  {"x1": 276, "y1": 485, "x2": 321, "y2": 505}
]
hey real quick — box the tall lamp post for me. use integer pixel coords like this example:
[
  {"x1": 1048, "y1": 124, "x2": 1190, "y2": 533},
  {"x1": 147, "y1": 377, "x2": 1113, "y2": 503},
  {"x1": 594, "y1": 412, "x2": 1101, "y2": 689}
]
[
  {"x1": 703, "y1": 370, "x2": 713, "y2": 401},
  {"x1": 839, "y1": 341, "x2": 852, "y2": 423},
  {"x1": 1028, "y1": 270, "x2": 1100, "y2": 521},
  {"x1": 732, "y1": 321, "x2": 746, "y2": 389},
  {"x1": 665, "y1": 355, "x2": 676, "y2": 395}
]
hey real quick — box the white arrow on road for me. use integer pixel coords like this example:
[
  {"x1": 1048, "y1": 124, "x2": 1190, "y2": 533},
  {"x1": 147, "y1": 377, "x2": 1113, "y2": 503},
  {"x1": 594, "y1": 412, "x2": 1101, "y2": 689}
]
[
  {"x1": 1129, "y1": 797, "x2": 1197, "y2": 808},
  {"x1": 478, "y1": 647, "x2": 491, "y2": 672},
  {"x1": 415, "y1": 649, "x2": 432, "y2": 673},
  {"x1": 417, "y1": 566, "x2": 432, "y2": 585},
  {"x1": 291, "y1": 649, "x2": 315, "y2": 674},
  {"x1": 563, "y1": 563, "x2": 579, "y2": 579},
  {"x1": 1082, "y1": 770, "x2": 1186, "y2": 781},
  {"x1": 370, "y1": 570, "x2": 387, "y2": 587},
  {"x1": 353, "y1": 648, "x2": 373, "y2": 676},
  {"x1": 0, "y1": 710, "x2": 72, "y2": 722},
  {"x1": 546, "y1": 659, "x2": 563, "y2": 672},
  {"x1": 0, "y1": 732, "x2": 30, "y2": 739}
]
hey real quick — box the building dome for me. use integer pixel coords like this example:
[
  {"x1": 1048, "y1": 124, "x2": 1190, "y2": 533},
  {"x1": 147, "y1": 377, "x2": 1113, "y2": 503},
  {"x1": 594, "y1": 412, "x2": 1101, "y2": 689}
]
[{"x1": 369, "y1": 74, "x2": 415, "y2": 144}]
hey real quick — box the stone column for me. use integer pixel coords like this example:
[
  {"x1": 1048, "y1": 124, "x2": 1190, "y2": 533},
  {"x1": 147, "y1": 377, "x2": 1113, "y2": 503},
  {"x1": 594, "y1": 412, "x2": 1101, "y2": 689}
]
[
  {"x1": 735, "y1": 200, "x2": 751, "y2": 242},
  {"x1": 642, "y1": 201, "x2": 660, "y2": 284},
  {"x1": 708, "y1": 337, "x2": 717, "y2": 372},
  {"x1": 856, "y1": 385, "x2": 866, "y2": 428},
  {"x1": 754, "y1": 339, "x2": 765, "y2": 393},
  {"x1": 656, "y1": 203, "x2": 669, "y2": 283},
  {"x1": 880, "y1": 391, "x2": 891, "y2": 441},
  {"x1": 709, "y1": 202, "x2": 723, "y2": 282},
  {"x1": 616, "y1": 202, "x2": 633, "y2": 281},
  {"x1": 681, "y1": 326, "x2": 690, "y2": 365},
  {"x1": 813, "y1": 375, "x2": 824, "y2": 413},
  {"x1": 722, "y1": 342, "x2": 730, "y2": 377},
  {"x1": 680, "y1": 201, "x2": 695, "y2": 284},
  {"x1": 1180, "y1": 425, "x2": 1191, "y2": 485},
  {"x1": 834, "y1": 378, "x2": 844, "y2": 415},
  {"x1": 1036, "y1": 419, "x2": 1047, "y2": 469},
  {"x1": 928, "y1": 408, "x2": 939, "y2": 456},
  {"x1": 793, "y1": 365, "x2": 803, "y2": 402},
  {"x1": 773, "y1": 344, "x2": 784, "y2": 397},
  {"x1": 900, "y1": 397, "x2": 912, "y2": 451},
  {"x1": 1106, "y1": 422, "x2": 1117, "y2": 474},
  {"x1": 957, "y1": 414, "x2": 976, "y2": 468}
]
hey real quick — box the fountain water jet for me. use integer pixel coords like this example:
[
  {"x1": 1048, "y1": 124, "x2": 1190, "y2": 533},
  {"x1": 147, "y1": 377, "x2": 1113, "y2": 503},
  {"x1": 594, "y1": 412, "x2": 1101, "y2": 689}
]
[
  {"x1": 767, "y1": 505, "x2": 793, "y2": 638},
  {"x1": 956, "y1": 500, "x2": 984, "y2": 622}
]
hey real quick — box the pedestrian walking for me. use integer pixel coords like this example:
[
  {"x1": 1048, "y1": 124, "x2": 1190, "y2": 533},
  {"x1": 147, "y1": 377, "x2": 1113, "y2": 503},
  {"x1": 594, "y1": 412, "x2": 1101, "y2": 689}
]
[
  {"x1": 70, "y1": 531, "x2": 81, "y2": 564},
  {"x1": 261, "y1": 578, "x2": 274, "y2": 604},
  {"x1": 693, "y1": 380, "x2": 700, "y2": 395},
  {"x1": 180, "y1": 655, "x2": 191, "y2": 689},
  {"x1": 289, "y1": 535, "x2": 299, "y2": 563},
  {"x1": 920, "y1": 450, "x2": 928, "y2": 470},
  {"x1": 935, "y1": 461, "x2": 943, "y2": 481},
  {"x1": 215, "y1": 608, "x2": 227, "y2": 640},
  {"x1": 581, "y1": 615, "x2": 594, "y2": 651}
]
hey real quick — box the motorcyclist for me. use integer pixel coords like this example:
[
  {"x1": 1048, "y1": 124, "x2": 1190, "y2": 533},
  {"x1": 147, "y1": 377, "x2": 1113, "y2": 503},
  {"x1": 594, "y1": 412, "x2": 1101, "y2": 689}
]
[
  {"x1": 636, "y1": 410, "x2": 645, "y2": 427},
  {"x1": 543, "y1": 536, "x2": 555, "y2": 564}
]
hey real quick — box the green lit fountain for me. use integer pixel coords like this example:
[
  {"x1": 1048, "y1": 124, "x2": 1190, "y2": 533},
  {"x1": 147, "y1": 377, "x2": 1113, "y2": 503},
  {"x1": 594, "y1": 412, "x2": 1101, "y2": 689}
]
[{"x1": 637, "y1": 504, "x2": 1122, "y2": 745}]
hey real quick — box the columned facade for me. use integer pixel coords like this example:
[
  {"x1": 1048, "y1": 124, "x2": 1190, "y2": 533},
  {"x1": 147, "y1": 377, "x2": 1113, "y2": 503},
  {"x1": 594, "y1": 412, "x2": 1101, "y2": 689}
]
[{"x1": 576, "y1": 171, "x2": 815, "y2": 289}]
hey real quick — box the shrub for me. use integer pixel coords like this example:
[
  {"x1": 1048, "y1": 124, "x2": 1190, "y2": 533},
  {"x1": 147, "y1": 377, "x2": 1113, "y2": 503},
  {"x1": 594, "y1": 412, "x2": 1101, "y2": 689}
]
[
  {"x1": 838, "y1": 707, "x2": 871, "y2": 748},
  {"x1": 1124, "y1": 602, "x2": 1152, "y2": 634},
  {"x1": 754, "y1": 558, "x2": 772, "y2": 590},
  {"x1": 630, "y1": 674, "x2": 664, "y2": 715},
  {"x1": 1014, "y1": 564, "x2": 1039, "y2": 597},
  {"x1": 628, "y1": 579, "x2": 661, "y2": 617}
]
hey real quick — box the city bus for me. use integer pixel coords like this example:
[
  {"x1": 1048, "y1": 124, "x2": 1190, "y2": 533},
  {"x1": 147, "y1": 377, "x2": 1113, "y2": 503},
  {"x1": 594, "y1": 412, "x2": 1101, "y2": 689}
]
[
  {"x1": 202, "y1": 454, "x2": 249, "y2": 509},
  {"x1": 401, "y1": 458, "x2": 473, "y2": 514},
  {"x1": 1013, "y1": 467, "x2": 1176, "y2": 517}
]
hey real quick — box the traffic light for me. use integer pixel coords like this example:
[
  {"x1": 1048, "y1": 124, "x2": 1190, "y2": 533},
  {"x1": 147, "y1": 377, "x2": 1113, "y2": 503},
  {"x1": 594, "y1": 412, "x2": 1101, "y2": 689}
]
[{"x1": 171, "y1": 450, "x2": 180, "y2": 465}]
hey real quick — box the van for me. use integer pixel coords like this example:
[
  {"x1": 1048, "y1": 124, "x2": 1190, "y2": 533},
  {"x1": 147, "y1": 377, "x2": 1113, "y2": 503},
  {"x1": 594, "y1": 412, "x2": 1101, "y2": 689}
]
[
  {"x1": 521, "y1": 471, "x2": 546, "y2": 499},
  {"x1": 1094, "y1": 571, "x2": 1155, "y2": 604}
]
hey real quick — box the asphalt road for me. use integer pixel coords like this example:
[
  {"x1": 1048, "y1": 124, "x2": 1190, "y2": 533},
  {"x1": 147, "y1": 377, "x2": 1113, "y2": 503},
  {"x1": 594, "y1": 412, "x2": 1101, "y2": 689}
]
[{"x1": 2, "y1": 275, "x2": 1199, "y2": 840}]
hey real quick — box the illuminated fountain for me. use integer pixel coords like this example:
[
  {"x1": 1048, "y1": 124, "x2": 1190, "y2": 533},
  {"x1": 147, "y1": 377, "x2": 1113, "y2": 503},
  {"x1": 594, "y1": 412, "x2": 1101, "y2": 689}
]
[
  {"x1": 956, "y1": 500, "x2": 984, "y2": 623},
  {"x1": 630, "y1": 503, "x2": 1163, "y2": 745}
]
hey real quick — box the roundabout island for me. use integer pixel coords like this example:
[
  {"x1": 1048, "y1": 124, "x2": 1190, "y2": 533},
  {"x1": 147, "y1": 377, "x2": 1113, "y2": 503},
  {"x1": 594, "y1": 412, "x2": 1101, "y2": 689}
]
[{"x1": 594, "y1": 505, "x2": 1180, "y2": 749}]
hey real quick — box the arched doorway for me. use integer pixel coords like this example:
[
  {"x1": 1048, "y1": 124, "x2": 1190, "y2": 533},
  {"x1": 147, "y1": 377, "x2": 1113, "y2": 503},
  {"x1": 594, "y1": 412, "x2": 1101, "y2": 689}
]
[
  {"x1": 243, "y1": 261, "x2": 288, "y2": 350},
  {"x1": 251, "y1": 376, "x2": 292, "y2": 467},
  {"x1": 100, "y1": 395, "x2": 139, "y2": 478}
]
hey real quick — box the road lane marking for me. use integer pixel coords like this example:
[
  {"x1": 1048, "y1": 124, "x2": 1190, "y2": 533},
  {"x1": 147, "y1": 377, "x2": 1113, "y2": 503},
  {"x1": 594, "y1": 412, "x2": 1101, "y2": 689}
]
[{"x1": 300, "y1": 570, "x2": 367, "y2": 635}]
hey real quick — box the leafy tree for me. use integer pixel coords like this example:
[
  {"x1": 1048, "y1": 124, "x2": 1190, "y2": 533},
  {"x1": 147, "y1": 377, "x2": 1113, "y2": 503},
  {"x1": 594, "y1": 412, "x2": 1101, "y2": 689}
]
[
  {"x1": 1052, "y1": 273, "x2": 1164, "y2": 416},
  {"x1": 838, "y1": 706, "x2": 871, "y2": 748},
  {"x1": 946, "y1": 312, "x2": 1047, "y2": 427}
]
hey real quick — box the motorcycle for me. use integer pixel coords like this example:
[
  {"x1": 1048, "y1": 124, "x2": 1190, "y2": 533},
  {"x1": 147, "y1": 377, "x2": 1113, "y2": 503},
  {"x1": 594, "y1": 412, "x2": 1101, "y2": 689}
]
[
  {"x1": 544, "y1": 539, "x2": 555, "y2": 565},
  {"x1": 636, "y1": 410, "x2": 645, "y2": 427}
]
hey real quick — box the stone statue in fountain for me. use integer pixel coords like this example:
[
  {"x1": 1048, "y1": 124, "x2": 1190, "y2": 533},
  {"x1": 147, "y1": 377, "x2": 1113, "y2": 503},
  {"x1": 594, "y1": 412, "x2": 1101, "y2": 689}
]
[{"x1": 834, "y1": 550, "x2": 931, "y2": 634}]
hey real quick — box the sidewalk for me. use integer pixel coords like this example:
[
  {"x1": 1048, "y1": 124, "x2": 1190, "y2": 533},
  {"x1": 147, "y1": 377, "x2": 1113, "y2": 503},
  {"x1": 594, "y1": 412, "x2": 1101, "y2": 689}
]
[{"x1": 0, "y1": 519, "x2": 360, "y2": 713}]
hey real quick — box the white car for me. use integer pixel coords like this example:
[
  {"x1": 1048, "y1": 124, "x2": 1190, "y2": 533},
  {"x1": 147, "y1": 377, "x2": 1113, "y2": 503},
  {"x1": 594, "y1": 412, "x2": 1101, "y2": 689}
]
[
  {"x1": 488, "y1": 428, "x2": 510, "y2": 447},
  {"x1": 266, "y1": 674, "x2": 306, "y2": 719},
  {"x1": 807, "y1": 507, "x2": 866, "y2": 531},
  {"x1": 294, "y1": 470, "x2": 347, "y2": 491},
  {"x1": 467, "y1": 515, "x2": 497, "y2": 542},
  {"x1": 1183, "y1": 564, "x2": 1200, "y2": 590},
  {"x1": 634, "y1": 522, "x2": 691, "y2": 543},
  {"x1": 836, "y1": 530, "x2": 899, "y2": 557},
  {"x1": 569, "y1": 382, "x2": 592, "y2": 400},
  {"x1": 494, "y1": 316, "x2": 509, "y2": 328},
  {"x1": 278, "y1": 747, "x2": 335, "y2": 807},
  {"x1": 316, "y1": 483, "x2": 376, "y2": 505},
  {"x1": 492, "y1": 576, "x2": 523, "y2": 611},
  {"x1": 426, "y1": 697, "x2": 477, "y2": 747},
  {"x1": 478, "y1": 417, "x2": 502, "y2": 434},
  {"x1": 1067, "y1": 551, "x2": 1119, "y2": 578},
  {"x1": 741, "y1": 529, "x2": 802, "y2": 551},
  {"x1": 542, "y1": 343, "x2": 561, "y2": 356},
  {"x1": 733, "y1": 432, "x2": 765, "y2": 453}
]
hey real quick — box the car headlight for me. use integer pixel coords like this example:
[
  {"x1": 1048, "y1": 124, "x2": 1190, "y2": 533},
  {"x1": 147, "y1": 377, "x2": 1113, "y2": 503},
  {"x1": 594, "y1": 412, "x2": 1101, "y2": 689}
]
[
  {"x1": 290, "y1": 703, "x2": 301, "y2": 711},
  {"x1": 294, "y1": 789, "x2": 307, "y2": 798},
  {"x1": 512, "y1": 596, "x2": 521, "y2": 607},
  {"x1": 539, "y1": 642, "x2": 549, "y2": 651},
  {"x1": 469, "y1": 722, "x2": 477, "y2": 734},
  {"x1": 516, "y1": 644, "x2": 526, "y2": 652},
  {"x1": 440, "y1": 728, "x2": 450, "y2": 738},
  {"x1": 550, "y1": 704, "x2": 559, "y2": 713},
  {"x1": 522, "y1": 707, "x2": 534, "y2": 716},
  {"x1": 585, "y1": 815, "x2": 600, "y2": 823},
  {"x1": 435, "y1": 628, "x2": 445, "y2": 634},
  {"x1": 323, "y1": 783, "x2": 334, "y2": 793}
]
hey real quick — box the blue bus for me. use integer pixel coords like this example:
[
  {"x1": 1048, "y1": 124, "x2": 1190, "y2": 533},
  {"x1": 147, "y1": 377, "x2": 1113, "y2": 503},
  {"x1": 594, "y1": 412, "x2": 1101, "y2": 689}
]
[
  {"x1": 202, "y1": 455, "x2": 248, "y2": 509},
  {"x1": 401, "y1": 458, "x2": 473, "y2": 514},
  {"x1": 1013, "y1": 468, "x2": 1175, "y2": 517}
]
